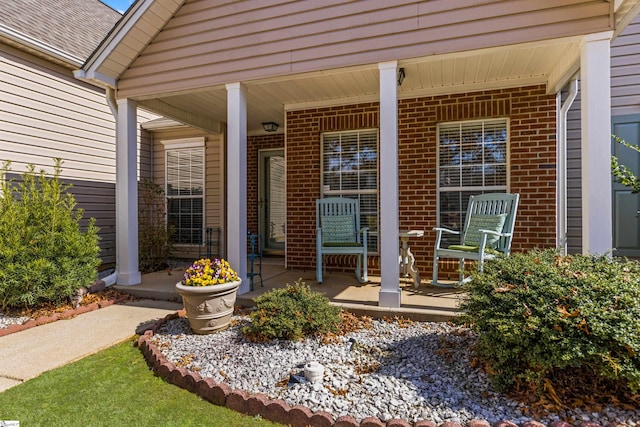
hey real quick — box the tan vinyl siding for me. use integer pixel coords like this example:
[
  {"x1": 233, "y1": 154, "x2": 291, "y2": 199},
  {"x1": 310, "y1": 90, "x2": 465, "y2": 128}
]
[
  {"x1": 1, "y1": 44, "x2": 157, "y2": 266},
  {"x1": 151, "y1": 128, "x2": 225, "y2": 260},
  {"x1": 2, "y1": 46, "x2": 117, "y2": 181},
  {"x1": 117, "y1": 0, "x2": 611, "y2": 98}
]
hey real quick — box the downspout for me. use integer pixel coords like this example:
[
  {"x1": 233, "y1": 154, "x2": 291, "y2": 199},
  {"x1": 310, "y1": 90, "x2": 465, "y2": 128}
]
[
  {"x1": 103, "y1": 87, "x2": 119, "y2": 287},
  {"x1": 557, "y1": 78, "x2": 579, "y2": 255}
]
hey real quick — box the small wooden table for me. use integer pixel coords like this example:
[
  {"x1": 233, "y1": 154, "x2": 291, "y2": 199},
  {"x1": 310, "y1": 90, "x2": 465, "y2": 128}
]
[{"x1": 399, "y1": 229, "x2": 424, "y2": 288}]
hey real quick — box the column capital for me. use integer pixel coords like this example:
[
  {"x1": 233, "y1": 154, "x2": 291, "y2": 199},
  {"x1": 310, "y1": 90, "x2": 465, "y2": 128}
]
[
  {"x1": 225, "y1": 82, "x2": 246, "y2": 91},
  {"x1": 581, "y1": 31, "x2": 613, "y2": 44},
  {"x1": 378, "y1": 60, "x2": 398, "y2": 71}
]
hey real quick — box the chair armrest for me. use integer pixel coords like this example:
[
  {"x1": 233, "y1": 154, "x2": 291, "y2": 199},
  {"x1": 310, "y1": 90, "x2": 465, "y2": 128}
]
[
  {"x1": 433, "y1": 227, "x2": 459, "y2": 250},
  {"x1": 433, "y1": 227, "x2": 460, "y2": 235},
  {"x1": 478, "y1": 228, "x2": 503, "y2": 237}
]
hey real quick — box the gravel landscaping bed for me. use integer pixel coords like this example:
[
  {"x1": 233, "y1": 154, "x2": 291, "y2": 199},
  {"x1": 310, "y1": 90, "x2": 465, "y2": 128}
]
[{"x1": 149, "y1": 315, "x2": 639, "y2": 427}]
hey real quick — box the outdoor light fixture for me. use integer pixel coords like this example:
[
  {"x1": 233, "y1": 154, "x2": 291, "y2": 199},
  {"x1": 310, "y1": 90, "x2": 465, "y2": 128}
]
[
  {"x1": 261, "y1": 122, "x2": 279, "y2": 132},
  {"x1": 397, "y1": 67, "x2": 406, "y2": 86}
]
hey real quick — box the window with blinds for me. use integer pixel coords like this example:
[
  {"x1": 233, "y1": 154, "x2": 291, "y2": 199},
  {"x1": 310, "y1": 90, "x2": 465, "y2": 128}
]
[
  {"x1": 321, "y1": 129, "x2": 378, "y2": 252},
  {"x1": 437, "y1": 119, "x2": 508, "y2": 243},
  {"x1": 166, "y1": 147, "x2": 204, "y2": 245}
]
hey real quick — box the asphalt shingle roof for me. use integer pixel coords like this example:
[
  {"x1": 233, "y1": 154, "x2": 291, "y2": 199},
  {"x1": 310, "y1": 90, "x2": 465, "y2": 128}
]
[{"x1": 0, "y1": 0, "x2": 122, "y2": 61}]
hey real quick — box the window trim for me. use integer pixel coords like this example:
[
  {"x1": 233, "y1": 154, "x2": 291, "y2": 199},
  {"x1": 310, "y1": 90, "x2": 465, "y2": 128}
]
[
  {"x1": 436, "y1": 118, "x2": 510, "y2": 228},
  {"x1": 164, "y1": 143, "x2": 206, "y2": 246},
  {"x1": 160, "y1": 137, "x2": 205, "y2": 150}
]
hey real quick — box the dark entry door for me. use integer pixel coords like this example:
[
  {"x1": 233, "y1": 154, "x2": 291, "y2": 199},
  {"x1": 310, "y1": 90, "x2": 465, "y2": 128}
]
[{"x1": 612, "y1": 115, "x2": 640, "y2": 257}]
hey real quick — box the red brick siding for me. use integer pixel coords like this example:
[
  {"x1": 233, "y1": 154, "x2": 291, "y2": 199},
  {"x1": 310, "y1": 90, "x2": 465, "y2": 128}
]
[{"x1": 284, "y1": 85, "x2": 557, "y2": 277}]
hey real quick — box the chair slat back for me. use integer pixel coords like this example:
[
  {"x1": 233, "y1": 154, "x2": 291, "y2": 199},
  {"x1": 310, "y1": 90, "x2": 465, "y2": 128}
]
[
  {"x1": 316, "y1": 197, "x2": 361, "y2": 243},
  {"x1": 462, "y1": 193, "x2": 520, "y2": 254}
]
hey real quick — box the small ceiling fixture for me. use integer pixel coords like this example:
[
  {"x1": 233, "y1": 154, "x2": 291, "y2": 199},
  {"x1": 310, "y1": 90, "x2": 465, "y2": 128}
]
[
  {"x1": 397, "y1": 67, "x2": 406, "y2": 86},
  {"x1": 262, "y1": 122, "x2": 279, "y2": 132}
]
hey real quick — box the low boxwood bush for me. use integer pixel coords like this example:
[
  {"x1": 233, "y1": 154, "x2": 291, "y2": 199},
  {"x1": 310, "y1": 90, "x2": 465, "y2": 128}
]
[
  {"x1": 242, "y1": 279, "x2": 341, "y2": 341},
  {"x1": 0, "y1": 160, "x2": 101, "y2": 310},
  {"x1": 460, "y1": 248, "x2": 640, "y2": 394}
]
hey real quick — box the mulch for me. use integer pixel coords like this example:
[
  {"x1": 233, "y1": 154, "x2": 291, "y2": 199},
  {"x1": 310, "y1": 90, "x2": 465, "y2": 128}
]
[{"x1": 0, "y1": 289, "x2": 139, "y2": 338}]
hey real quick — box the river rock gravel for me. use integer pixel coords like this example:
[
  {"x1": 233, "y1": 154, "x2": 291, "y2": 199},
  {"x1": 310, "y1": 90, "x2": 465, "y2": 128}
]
[{"x1": 149, "y1": 315, "x2": 639, "y2": 426}]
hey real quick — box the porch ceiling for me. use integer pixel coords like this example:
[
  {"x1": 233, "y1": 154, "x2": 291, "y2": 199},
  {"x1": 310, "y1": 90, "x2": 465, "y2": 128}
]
[{"x1": 137, "y1": 36, "x2": 582, "y2": 134}]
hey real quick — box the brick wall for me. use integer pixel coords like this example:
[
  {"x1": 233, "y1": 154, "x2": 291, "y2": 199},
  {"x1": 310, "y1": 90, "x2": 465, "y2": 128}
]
[{"x1": 284, "y1": 85, "x2": 557, "y2": 277}]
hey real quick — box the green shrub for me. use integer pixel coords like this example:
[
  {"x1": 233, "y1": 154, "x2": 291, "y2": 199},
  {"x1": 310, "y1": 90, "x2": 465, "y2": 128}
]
[
  {"x1": 0, "y1": 160, "x2": 101, "y2": 310},
  {"x1": 242, "y1": 279, "x2": 341, "y2": 341},
  {"x1": 460, "y1": 248, "x2": 640, "y2": 394},
  {"x1": 138, "y1": 179, "x2": 173, "y2": 273}
]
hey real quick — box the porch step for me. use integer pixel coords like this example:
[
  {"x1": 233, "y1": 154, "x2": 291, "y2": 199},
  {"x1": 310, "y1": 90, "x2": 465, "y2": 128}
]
[{"x1": 235, "y1": 295, "x2": 460, "y2": 323}]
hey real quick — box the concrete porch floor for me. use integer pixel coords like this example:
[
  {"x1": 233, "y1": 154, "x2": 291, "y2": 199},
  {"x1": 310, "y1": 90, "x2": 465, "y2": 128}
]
[{"x1": 115, "y1": 256, "x2": 463, "y2": 322}]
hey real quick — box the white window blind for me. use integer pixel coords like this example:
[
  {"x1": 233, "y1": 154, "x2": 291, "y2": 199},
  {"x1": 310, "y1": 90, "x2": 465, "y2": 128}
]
[
  {"x1": 437, "y1": 119, "x2": 508, "y2": 242},
  {"x1": 321, "y1": 129, "x2": 378, "y2": 252},
  {"x1": 166, "y1": 147, "x2": 204, "y2": 245}
]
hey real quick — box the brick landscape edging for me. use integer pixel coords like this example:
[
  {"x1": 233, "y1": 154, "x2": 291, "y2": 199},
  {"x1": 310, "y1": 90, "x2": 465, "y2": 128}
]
[{"x1": 137, "y1": 313, "x2": 620, "y2": 427}]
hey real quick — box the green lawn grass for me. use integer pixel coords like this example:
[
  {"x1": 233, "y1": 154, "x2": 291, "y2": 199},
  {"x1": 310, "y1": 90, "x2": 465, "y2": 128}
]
[{"x1": 0, "y1": 339, "x2": 280, "y2": 427}]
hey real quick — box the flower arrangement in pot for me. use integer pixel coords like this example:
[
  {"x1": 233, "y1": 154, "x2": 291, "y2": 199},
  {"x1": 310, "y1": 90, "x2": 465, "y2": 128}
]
[{"x1": 175, "y1": 258, "x2": 241, "y2": 334}]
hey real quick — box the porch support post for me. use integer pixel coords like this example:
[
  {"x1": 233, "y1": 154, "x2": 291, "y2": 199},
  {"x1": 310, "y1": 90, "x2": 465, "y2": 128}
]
[
  {"x1": 580, "y1": 32, "x2": 613, "y2": 255},
  {"x1": 378, "y1": 61, "x2": 401, "y2": 308},
  {"x1": 226, "y1": 82, "x2": 248, "y2": 293},
  {"x1": 115, "y1": 98, "x2": 141, "y2": 285}
]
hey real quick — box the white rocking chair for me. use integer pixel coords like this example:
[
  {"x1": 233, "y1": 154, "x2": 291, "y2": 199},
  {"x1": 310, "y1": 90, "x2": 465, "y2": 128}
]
[
  {"x1": 432, "y1": 193, "x2": 520, "y2": 287},
  {"x1": 316, "y1": 197, "x2": 368, "y2": 284}
]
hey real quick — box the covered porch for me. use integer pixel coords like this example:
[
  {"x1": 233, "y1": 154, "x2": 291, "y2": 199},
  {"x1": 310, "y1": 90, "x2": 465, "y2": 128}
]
[
  {"x1": 117, "y1": 256, "x2": 462, "y2": 322},
  {"x1": 74, "y1": 1, "x2": 640, "y2": 311}
]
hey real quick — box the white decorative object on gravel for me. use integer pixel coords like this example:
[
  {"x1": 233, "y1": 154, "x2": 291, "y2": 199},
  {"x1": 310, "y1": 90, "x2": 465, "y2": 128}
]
[{"x1": 304, "y1": 361, "x2": 324, "y2": 383}]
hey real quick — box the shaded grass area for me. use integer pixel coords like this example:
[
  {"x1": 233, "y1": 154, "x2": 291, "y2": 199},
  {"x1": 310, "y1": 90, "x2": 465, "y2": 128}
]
[{"x1": 0, "y1": 339, "x2": 280, "y2": 427}]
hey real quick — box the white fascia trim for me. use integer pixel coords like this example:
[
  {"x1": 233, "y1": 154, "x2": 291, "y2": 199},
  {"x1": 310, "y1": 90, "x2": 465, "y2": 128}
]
[
  {"x1": 613, "y1": 1, "x2": 640, "y2": 39},
  {"x1": 160, "y1": 137, "x2": 206, "y2": 149},
  {"x1": 82, "y1": 0, "x2": 159, "y2": 74},
  {"x1": 0, "y1": 23, "x2": 83, "y2": 67},
  {"x1": 73, "y1": 69, "x2": 117, "y2": 89}
]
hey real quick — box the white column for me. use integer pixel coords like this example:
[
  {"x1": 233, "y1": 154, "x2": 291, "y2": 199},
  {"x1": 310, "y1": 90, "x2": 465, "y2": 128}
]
[
  {"x1": 115, "y1": 98, "x2": 141, "y2": 285},
  {"x1": 226, "y1": 82, "x2": 248, "y2": 293},
  {"x1": 378, "y1": 61, "x2": 401, "y2": 308},
  {"x1": 580, "y1": 32, "x2": 613, "y2": 255}
]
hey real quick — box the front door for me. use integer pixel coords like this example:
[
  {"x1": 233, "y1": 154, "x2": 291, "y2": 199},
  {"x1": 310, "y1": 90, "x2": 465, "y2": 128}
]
[
  {"x1": 612, "y1": 115, "x2": 640, "y2": 257},
  {"x1": 258, "y1": 149, "x2": 285, "y2": 254}
]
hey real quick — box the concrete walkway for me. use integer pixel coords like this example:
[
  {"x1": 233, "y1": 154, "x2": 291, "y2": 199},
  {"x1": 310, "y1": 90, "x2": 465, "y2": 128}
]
[{"x1": 0, "y1": 299, "x2": 182, "y2": 392}]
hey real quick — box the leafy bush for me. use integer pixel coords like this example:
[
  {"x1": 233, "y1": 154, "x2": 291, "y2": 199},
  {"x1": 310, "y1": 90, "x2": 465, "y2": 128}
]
[
  {"x1": 242, "y1": 279, "x2": 341, "y2": 341},
  {"x1": 138, "y1": 179, "x2": 172, "y2": 273},
  {"x1": 460, "y1": 248, "x2": 640, "y2": 394},
  {"x1": 611, "y1": 134, "x2": 640, "y2": 193},
  {"x1": 0, "y1": 160, "x2": 101, "y2": 310}
]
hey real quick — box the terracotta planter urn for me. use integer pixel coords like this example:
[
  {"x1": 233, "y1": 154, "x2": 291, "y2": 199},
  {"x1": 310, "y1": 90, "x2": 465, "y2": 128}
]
[{"x1": 175, "y1": 279, "x2": 241, "y2": 334}]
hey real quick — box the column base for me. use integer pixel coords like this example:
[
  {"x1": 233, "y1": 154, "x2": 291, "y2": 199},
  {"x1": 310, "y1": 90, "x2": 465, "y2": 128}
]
[
  {"x1": 117, "y1": 271, "x2": 142, "y2": 286},
  {"x1": 378, "y1": 289, "x2": 401, "y2": 308}
]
